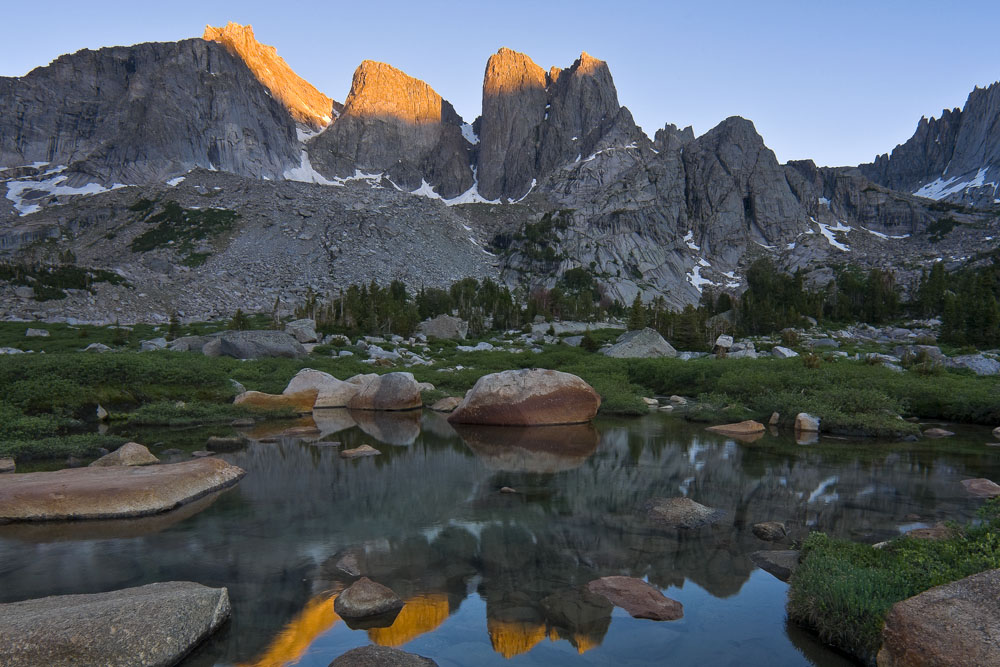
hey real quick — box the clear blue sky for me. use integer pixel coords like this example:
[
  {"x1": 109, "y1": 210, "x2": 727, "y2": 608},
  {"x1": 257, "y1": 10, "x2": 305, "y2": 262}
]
[{"x1": 3, "y1": 0, "x2": 998, "y2": 167}]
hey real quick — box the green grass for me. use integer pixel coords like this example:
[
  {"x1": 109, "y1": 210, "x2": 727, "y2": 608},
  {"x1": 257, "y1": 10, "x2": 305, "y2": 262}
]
[
  {"x1": 0, "y1": 262, "x2": 128, "y2": 301},
  {"x1": 129, "y1": 200, "x2": 238, "y2": 264},
  {"x1": 0, "y1": 434, "x2": 129, "y2": 461},
  {"x1": 125, "y1": 401, "x2": 295, "y2": 427},
  {"x1": 788, "y1": 500, "x2": 1000, "y2": 664}
]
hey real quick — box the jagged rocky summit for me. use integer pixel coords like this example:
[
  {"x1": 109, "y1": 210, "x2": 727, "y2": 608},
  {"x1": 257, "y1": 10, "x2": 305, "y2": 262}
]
[{"x1": 1, "y1": 23, "x2": 998, "y2": 320}]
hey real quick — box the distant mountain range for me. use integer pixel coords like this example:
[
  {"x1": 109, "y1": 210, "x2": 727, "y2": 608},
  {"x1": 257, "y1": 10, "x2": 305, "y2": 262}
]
[{"x1": 0, "y1": 22, "x2": 997, "y2": 321}]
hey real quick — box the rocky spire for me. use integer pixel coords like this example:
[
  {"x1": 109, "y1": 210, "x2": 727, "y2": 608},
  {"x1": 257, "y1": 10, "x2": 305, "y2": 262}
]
[
  {"x1": 203, "y1": 22, "x2": 334, "y2": 130},
  {"x1": 307, "y1": 60, "x2": 473, "y2": 197}
]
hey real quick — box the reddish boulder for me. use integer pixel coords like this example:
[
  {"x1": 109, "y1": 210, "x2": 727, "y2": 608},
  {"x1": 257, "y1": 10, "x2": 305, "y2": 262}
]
[
  {"x1": 586, "y1": 576, "x2": 683, "y2": 621},
  {"x1": 448, "y1": 369, "x2": 600, "y2": 426}
]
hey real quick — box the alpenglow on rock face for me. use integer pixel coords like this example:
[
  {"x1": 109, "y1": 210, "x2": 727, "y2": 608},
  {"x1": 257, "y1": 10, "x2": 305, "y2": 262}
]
[
  {"x1": 203, "y1": 22, "x2": 336, "y2": 129},
  {"x1": 0, "y1": 38, "x2": 300, "y2": 186},
  {"x1": 308, "y1": 60, "x2": 473, "y2": 197}
]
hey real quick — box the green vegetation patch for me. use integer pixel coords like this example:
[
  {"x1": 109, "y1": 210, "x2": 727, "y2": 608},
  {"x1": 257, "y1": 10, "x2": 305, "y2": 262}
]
[
  {"x1": 0, "y1": 434, "x2": 128, "y2": 461},
  {"x1": 0, "y1": 262, "x2": 128, "y2": 301},
  {"x1": 788, "y1": 501, "x2": 1000, "y2": 664},
  {"x1": 129, "y1": 200, "x2": 238, "y2": 261},
  {"x1": 125, "y1": 400, "x2": 295, "y2": 427}
]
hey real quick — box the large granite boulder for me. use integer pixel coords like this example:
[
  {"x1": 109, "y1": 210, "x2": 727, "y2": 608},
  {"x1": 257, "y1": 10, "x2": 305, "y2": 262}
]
[
  {"x1": 448, "y1": 369, "x2": 600, "y2": 426},
  {"x1": 877, "y1": 569, "x2": 1000, "y2": 667},
  {"x1": 602, "y1": 328, "x2": 678, "y2": 358},
  {"x1": 0, "y1": 581, "x2": 230, "y2": 667},
  {"x1": 417, "y1": 314, "x2": 468, "y2": 340},
  {"x1": 586, "y1": 576, "x2": 683, "y2": 621},
  {"x1": 284, "y1": 318, "x2": 319, "y2": 343},
  {"x1": 333, "y1": 577, "x2": 404, "y2": 619},
  {"x1": 945, "y1": 354, "x2": 1000, "y2": 376},
  {"x1": 216, "y1": 330, "x2": 307, "y2": 359},
  {"x1": 346, "y1": 372, "x2": 423, "y2": 411},
  {"x1": 283, "y1": 368, "x2": 359, "y2": 409},
  {"x1": 235, "y1": 389, "x2": 318, "y2": 414},
  {"x1": 0, "y1": 458, "x2": 245, "y2": 522},
  {"x1": 331, "y1": 645, "x2": 437, "y2": 666},
  {"x1": 88, "y1": 442, "x2": 159, "y2": 467}
]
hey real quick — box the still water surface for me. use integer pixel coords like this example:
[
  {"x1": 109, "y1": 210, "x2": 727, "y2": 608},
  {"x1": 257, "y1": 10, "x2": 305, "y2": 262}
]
[{"x1": 2, "y1": 411, "x2": 997, "y2": 666}]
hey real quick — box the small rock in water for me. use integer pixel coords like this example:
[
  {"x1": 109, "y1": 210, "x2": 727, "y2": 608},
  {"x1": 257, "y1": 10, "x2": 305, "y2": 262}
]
[
  {"x1": 705, "y1": 420, "x2": 764, "y2": 436},
  {"x1": 923, "y1": 427, "x2": 954, "y2": 438},
  {"x1": 310, "y1": 440, "x2": 341, "y2": 448},
  {"x1": 282, "y1": 426, "x2": 322, "y2": 437},
  {"x1": 499, "y1": 486, "x2": 517, "y2": 494},
  {"x1": 340, "y1": 444, "x2": 381, "y2": 459},
  {"x1": 96, "y1": 404, "x2": 109, "y2": 421},
  {"x1": 752, "y1": 521, "x2": 787, "y2": 541},
  {"x1": 333, "y1": 577, "x2": 404, "y2": 619},
  {"x1": 669, "y1": 395, "x2": 687, "y2": 405},
  {"x1": 794, "y1": 413, "x2": 820, "y2": 433},
  {"x1": 642, "y1": 397, "x2": 658, "y2": 407},
  {"x1": 587, "y1": 576, "x2": 683, "y2": 621},
  {"x1": 993, "y1": 426, "x2": 1000, "y2": 440},
  {"x1": 642, "y1": 497, "x2": 725, "y2": 529},
  {"x1": 206, "y1": 436, "x2": 243, "y2": 451},
  {"x1": 769, "y1": 412, "x2": 780, "y2": 426},
  {"x1": 331, "y1": 645, "x2": 437, "y2": 666},
  {"x1": 336, "y1": 552, "x2": 362, "y2": 577},
  {"x1": 88, "y1": 443, "x2": 159, "y2": 467},
  {"x1": 191, "y1": 451, "x2": 215, "y2": 458}
]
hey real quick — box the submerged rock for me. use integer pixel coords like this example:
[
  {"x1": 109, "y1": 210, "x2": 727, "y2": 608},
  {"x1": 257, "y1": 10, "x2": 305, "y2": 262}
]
[
  {"x1": 586, "y1": 576, "x2": 683, "y2": 621},
  {"x1": 877, "y1": 569, "x2": 1000, "y2": 667},
  {"x1": 283, "y1": 368, "x2": 359, "y2": 409},
  {"x1": 0, "y1": 581, "x2": 230, "y2": 667},
  {"x1": 340, "y1": 444, "x2": 381, "y2": 459},
  {"x1": 751, "y1": 521, "x2": 787, "y2": 542},
  {"x1": 448, "y1": 369, "x2": 600, "y2": 426},
  {"x1": 750, "y1": 550, "x2": 800, "y2": 582},
  {"x1": 642, "y1": 497, "x2": 725, "y2": 529},
  {"x1": 333, "y1": 577, "x2": 404, "y2": 619},
  {"x1": 0, "y1": 458, "x2": 245, "y2": 522},
  {"x1": 330, "y1": 645, "x2": 437, "y2": 666},
  {"x1": 88, "y1": 442, "x2": 159, "y2": 467}
]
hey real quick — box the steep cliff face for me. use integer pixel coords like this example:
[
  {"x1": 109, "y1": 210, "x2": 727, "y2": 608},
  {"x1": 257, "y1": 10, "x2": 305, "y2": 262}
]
[
  {"x1": 0, "y1": 39, "x2": 300, "y2": 185},
  {"x1": 203, "y1": 22, "x2": 337, "y2": 130},
  {"x1": 860, "y1": 81, "x2": 1000, "y2": 207},
  {"x1": 307, "y1": 61, "x2": 473, "y2": 197}
]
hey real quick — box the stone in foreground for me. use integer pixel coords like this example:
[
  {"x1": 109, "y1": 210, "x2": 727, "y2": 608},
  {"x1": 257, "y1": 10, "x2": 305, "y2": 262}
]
[
  {"x1": 0, "y1": 458, "x2": 245, "y2": 522},
  {"x1": 330, "y1": 645, "x2": 437, "y2": 666},
  {"x1": 602, "y1": 328, "x2": 678, "y2": 358},
  {"x1": 0, "y1": 581, "x2": 230, "y2": 667},
  {"x1": 960, "y1": 478, "x2": 1000, "y2": 498},
  {"x1": 346, "y1": 372, "x2": 423, "y2": 411},
  {"x1": 750, "y1": 550, "x2": 800, "y2": 582},
  {"x1": 586, "y1": 576, "x2": 683, "y2": 621},
  {"x1": 877, "y1": 568, "x2": 1000, "y2": 667},
  {"x1": 333, "y1": 577, "x2": 404, "y2": 619},
  {"x1": 448, "y1": 369, "x2": 600, "y2": 426},
  {"x1": 88, "y1": 442, "x2": 159, "y2": 467},
  {"x1": 642, "y1": 497, "x2": 726, "y2": 529},
  {"x1": 340, "y1": 444, "x2": 381, "y2": 459},
  {"x1": 705, "y1": 420, "x2": 765, "y2": 436}
]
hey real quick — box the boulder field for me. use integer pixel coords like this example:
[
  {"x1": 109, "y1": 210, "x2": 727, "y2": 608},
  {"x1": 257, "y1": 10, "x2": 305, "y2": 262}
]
[{"x1": 0, "y1": 458, "x2": 245, "y2": 523}]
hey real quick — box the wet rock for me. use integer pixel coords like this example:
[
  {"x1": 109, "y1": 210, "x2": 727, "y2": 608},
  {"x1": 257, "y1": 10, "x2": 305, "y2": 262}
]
[
  {"x1": 586, "y1": 576, "x2": 683, "y2": 621},
  {"x1": 642, "y1": 497, "x2": 725, "y2": 529},
  {"x1": 340, "y1": 444, "x2": 381, "y2": 459},
  {"x1": 347, "y1": 372, "x2": 423, "y2": 411},
  {"x1": 333, "y1": 577, "x2": 404, "y2": 619},
  {"x1": 234, "y1": 389, "x2": 318, "y2": 414},
  {"x1": 705, "y1": 420, "x2": 765, "y2": 437},
  {"x1": 330, "y1": 645, "x2": 437, "y2": 666},
  {"x1": 417, "y1": 314, "x2": 468, "y2": 340},
  {"x1": 429, "y1": 396, "x2": 463, "y2": 412},
  {"x1": 336, "y1": 552, "x2": 362, "y2": 577},
  {"x1": 0, "y1": 458, "x2": 14, "y2": 474},
  {"x1": 922, "y1": 427, "x2": 954, "y2": 438},
  {"x1": 752, "y1": 521, "x2": 787, "y2": 541},
  {"x1": 602, "y1": 328, "x2": 678, "y2": 358},
  {"x1": 0, "y1": 458, "x2": 245, "y2": 522},
  {"x1": 0, "y1": 581, "x2": 231, "y2": 667},
  {"x1": 961, "y1": 478, "x2": 1000, "y2": 498},
  {"x1": 750, "y1": 550, "x2": 800, "y2": 582},
  {"x1": 284, "y1": 318, "x2": 319, "y2": 343},
  {"x1": 88, "y1": 442, "x2": 159, "y2": 467},
  {"x1": 877, "y1": 569, "x2": 1000, "y2": 667},
  {"x1": 448, "y1": 369, "x2": 600, "y2": 426},
  {"x1": 795, "y1": 413, "x2": 820, "y2": 433}
]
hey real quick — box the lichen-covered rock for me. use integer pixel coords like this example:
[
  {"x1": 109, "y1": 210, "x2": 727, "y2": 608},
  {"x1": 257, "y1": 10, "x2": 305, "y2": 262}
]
[{"x1": 448, "y1": 369, "x2": 600, "y2": 426}]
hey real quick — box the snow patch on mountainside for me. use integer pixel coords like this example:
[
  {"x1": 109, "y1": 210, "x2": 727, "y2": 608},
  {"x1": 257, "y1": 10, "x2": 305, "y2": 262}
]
[{"x1": 5, "y1": 173, "x2": 126, "y2": 215}]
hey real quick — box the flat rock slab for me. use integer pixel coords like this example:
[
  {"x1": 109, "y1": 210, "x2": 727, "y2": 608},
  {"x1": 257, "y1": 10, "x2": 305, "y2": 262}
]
[
  {"x1": 750, "y1": 550, "x2": 800, "y2": 582},
  {"x1": 705, "y1": 420, "x2": 765, "y2": 437},
  {"x1": 340, "y1": 445, "x2": 381, "y2": 459},
  {"x1": 331, "y1": 645, "x2": 437, "y2": 666},
  {"x1": 0, "y1": 581, "x2": 230, "y2": 667},
  {"x1": 961, "y1": 478, "x2": 1000, "y2": 498},
  {"x1": 878, "y1": 568, "x2": 1000, "y2": 667},
  {"x1": 586, "y1": 576, "x2": 683, "y2": 621},
  {"x1": 0, "y1": 458, "x2": 245, "y2": 523}
]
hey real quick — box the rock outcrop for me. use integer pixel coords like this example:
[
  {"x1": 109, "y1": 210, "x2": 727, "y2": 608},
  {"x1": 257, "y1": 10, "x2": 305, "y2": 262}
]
[
  {"x1": 308, "y1": 61, "x2": 473, "y2": 197},
  {"x1": 877, "y1": 568, "x2": 1000, "y2": 667},
  {"x1": 0, "y1": 582, "x2": 231, "y2": 667},
  {"x1": 448, "y1": 369, "x2": 600, "y2": 426},
  {"x1": 203, "y1": 22, "x2": 335, "y2": 130},
  {"x1": 0, "y1": 38, "x2": 300, "y2": 186},
  {"x1": 0, "y1": 458, "x2": 245, "y2": 522}
]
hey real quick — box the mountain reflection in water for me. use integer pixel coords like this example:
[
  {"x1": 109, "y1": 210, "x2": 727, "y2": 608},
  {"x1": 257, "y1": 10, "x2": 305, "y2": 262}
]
[{"x1": 1, "y1": 412, "x2": 996, "y2": 666}]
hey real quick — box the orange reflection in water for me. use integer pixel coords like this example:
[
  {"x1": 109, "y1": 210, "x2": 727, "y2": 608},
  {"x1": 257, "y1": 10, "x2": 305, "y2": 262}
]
[
  {"x1": 239, "y1": 593, "x2": 341, "y2": 667},
  {"x1": 367, "y1": 594, "x2": 450, "y2": 647},
  {"x1": 488, "y1": 618, "x2": 548, "y2": 659}
]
